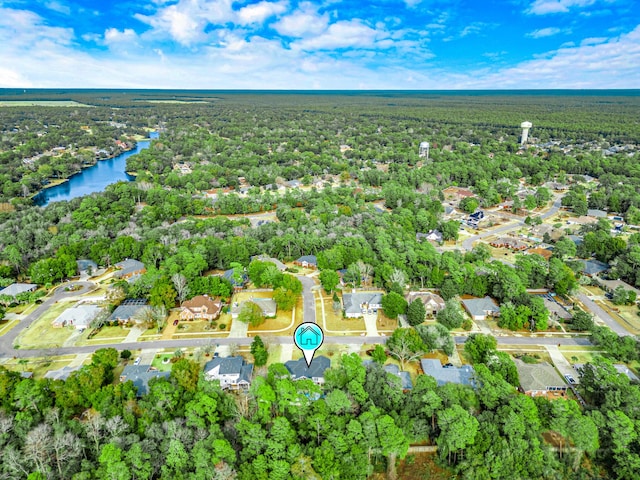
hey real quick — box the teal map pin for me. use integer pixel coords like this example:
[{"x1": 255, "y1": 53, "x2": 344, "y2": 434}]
[{"x1": 293, "y1": 322, "x2": 324, "y2": 367}]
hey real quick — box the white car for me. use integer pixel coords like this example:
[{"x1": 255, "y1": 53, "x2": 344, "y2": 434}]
[{"x1": 134, "y1": 357, "x2": 141, "y2": 365}]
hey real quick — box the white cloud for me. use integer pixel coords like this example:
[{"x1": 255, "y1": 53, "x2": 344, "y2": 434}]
[
  {"x1": 527, "y1": 0, "x2": 598, "y2": 15},
  {"x1": 44, "y1": 1, "x2": 71, "y2": 15},
  {"x1": 294, "y1": 20, "x2": 386, "y2": 50},
  {"x1": 237, "y1": 1, "x2": 288, "y2": 25},
  {"x1": 581, "y1": 36, "x2": 608, "y2": 45},
  {"x1": 403, "y1": 0, "x2": 423, "y2": 7},
  {"x1": 104, "y1": 28, "x2": 138, "y2": 45},
  {"x1": 272, "y1": 2, "x2": 329, "y2": 37},
  {"x1": 526, "y1": 27, "x2": 562, "y2": 38}
]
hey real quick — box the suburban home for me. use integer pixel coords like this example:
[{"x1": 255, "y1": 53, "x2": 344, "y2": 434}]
[
  {"x1": 180, "y1": 295, "x2": 222, "y2": 321},
  {"x1": 285, "y1": 356, "x2": 331, "y2": 385},
  {"x1": 76, "y1": 259, "x2": 98, "y2": 275},
  {"x1": 52, "y1": 304, "x2": 102, "y2": 329},
  {"x1": 566, "y1": 216, "x2": 598, "y2": 226},
  {"x1": 294, "y1": 255, "x2": 317, "y2": 269},
  {"x1": 442, "y1": 186, "x2": 475, "y2": 202},
  {"x1": 114, "y1": 259, "x2": 146, "y2": 280},
  {"x1": 250, "y1": 254, "x2": 287, "y2": 271},
  {"x1": 416, "y1": 230, "x2": 443, "y2": 243},
  {"x1": 489, "y1": 236, "x2": 528, "y2": 251},
  {"x1": 587, "y1": 209, "x2": 608, "y2": 218},
  {"x1": 120, "y1": 365, "x2": 171, "y2": 397},
  {"x1": 574, "y1": 363, "x2": 639, "y2": 383},
  {"x1": 580, "y1": 259, "x2": 610, "y2": 277},
  {"x1": 204, "y1": 356, "x2": 254, "y2": 390},
  {"x1": 525, "y1": 247, "x2": 553, "y2": 260},
  {"x1": 286, "y1": 179, "x2": 301, "y2": 189},
  {"x1": 44, "y1": 365, "x2": 82, "y2": 381},
  {"x1": 405, "y1": 291, "x2": 446, "y2": 317},
  {"x1": 0, "y1": 283, "x2": 36, "y2": 298},
  {"x1": 222, "y1": 268, "x2": 248, "y2": 291},
  {"x1": 108, "y1": 299, "x2": 151, "y2": 325},
  {"x1": 342, "y1": 291, "x2": 383, "y2": 318},
  {"x1": 597, "y1": 278, "x2": 640, "y2": 299},
  {"x1": 462, "y1": 296, "x2": 501, "y2": 320},
  {"x1": 515, "y1": 359, "x2": 567, "y2": 397},
  {"x1": 231, "y1": 298, "x2": 277, "y2": 319},
  {"x1": 384, "y1": 364, "x2": 413, "y2": 391},
  {"x1": 420, "y1": 359, "x2": 477, "y2": 388}
]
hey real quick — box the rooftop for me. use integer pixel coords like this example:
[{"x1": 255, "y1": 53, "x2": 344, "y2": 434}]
[
  {"x1": 120, "y1": 365, "x2": 170, "y2": 396},
  {"x1": 461, "y1": 296, "x2": 501, "y2": 317},
  {"x1": 0, "y1": 283, "x2": 36, "y2": 297},
  {"x1": 420, "y1": 359, "x2": 476, "y2": 387},
  {"x1": 515, "y1": 359, "x2": 566, "y2": 392},
  {"x1": 343, "y1": 292, "x2": 383, "y2": 315},
  {"x1": 114, "y1": 258, "x2": 145, "y2": 277},
  {"x1": 285, "y1": 356, "x2": 331, "y2": 380}
]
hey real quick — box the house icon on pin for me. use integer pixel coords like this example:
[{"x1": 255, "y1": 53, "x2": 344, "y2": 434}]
[{"x1": 298, "y1": 325, "x2": 320, "y2": 347}]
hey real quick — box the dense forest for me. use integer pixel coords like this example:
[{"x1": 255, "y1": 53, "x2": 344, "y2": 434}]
[
  {"x1": 1, "y1": 90, "x2": 640, "y2": 478},
  {"x1": 2, "y1": 344, "x2": 637, "y2": 480}
]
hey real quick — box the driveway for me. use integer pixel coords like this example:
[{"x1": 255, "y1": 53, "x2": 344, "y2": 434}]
[
  {"x1": 297, "y1": 275, "x2": 316, "y2": 324},
  {"x1": 0, "y1": 281, "x2": 96, "y2": 354},
  {"x1": 576, "y1": 293, "x2": 633, "y2": 337}
]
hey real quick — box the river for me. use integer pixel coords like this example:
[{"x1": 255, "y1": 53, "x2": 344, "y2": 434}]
[{"x1": 34, "y1": 131, "x2": 158, "y2": 206}]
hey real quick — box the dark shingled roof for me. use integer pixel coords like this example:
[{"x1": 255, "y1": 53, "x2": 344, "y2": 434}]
[{"x1": 285, "y1": 356, "x2": 330, "y2": 380}]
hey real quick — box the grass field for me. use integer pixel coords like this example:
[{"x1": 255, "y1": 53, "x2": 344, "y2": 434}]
[
  {"x1": 240, "y1": 292, "x2": 302, "y2": 336},
  {"x1": 0, "y1": 100, "x2": 92, "y2": 107},
  {"x1": 0, "y1": 318, "x2": 21, "y2": 337},
  {"x1": 15, "y1": 302, "x2": 76, "y2": 349}
]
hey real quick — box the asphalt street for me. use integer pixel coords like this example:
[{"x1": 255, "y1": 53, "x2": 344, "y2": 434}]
[{"x1": 461, "y1": 195, "x2": 563, "y2": 251}]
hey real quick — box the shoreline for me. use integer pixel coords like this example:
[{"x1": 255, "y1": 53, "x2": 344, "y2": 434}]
[{"x1": 30, "y1": 136, "x2": 153, "y2": 203}]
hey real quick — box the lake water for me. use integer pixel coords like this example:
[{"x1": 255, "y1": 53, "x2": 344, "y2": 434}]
[{"x1": 34, "y1": 132, "x2": 158, "y2": 206}]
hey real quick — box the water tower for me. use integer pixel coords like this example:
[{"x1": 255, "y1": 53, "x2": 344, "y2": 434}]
[
  {"x1": 520, "y1": 121, "x2": 532, "y2": 145},
  {"x1": 419, "y1": 141, "x2": 430, "y2": 159}
]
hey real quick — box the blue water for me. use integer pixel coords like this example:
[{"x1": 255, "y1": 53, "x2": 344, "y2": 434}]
[{"x1": 34, "y1": 132, "x2": 158, "y2": 206}]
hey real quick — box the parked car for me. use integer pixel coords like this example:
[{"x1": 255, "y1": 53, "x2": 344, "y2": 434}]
[
  {"x1": 173, "y1": 319, "x2": 179, "y2": 326},
  {"x1": 564, "y1": 374, "x2": 576, "y2": 384},
  {"x1": 134, "y1": 357, "x2": 141, "y2": 365}
]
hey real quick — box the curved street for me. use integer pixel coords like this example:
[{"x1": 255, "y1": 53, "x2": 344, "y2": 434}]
[{"x1": 462, "y1": 195, "x2": 563, "y2": 251}]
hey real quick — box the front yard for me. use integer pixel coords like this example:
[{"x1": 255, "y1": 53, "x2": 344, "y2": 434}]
[{"x1": 15, "y1": 302, "x2": 76, "y2": 349}]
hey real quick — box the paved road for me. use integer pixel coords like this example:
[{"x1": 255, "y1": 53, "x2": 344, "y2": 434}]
[
  {"x1": 461, "y1": 195, "x2": 563, "y2": 251},
  {"x1": 297, "y1": 275, "x2": 316, "y2": 324},
  {"x1": 0, "y1": 282, "x2": 95, "y2": 354},
  {"x1": 576, "y1": 293, "x2": 633, "y2": 337},
  {"x1": 1, "y1": 333, "x2": 596, "y2": 359}
]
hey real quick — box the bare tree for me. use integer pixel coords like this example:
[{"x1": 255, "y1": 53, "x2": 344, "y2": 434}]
[
  {"x1": 52, "y1": 430, "x2": 83, "y2": 479},
  {"x1": 172, "y1": 273, "x2": 189, "y2": 305},
  {"x1": 357, "y1": 261, "x2": 373, "y2": 287},
  {"x1": 133, "y1": 305, "x2": 167, "y2": 329},
  {"x1": 389, "y1": 268, "x2": 407, "y2": 289},
  {"x1": 24, "y1": 423, "x2": 53, "y2": 475}
]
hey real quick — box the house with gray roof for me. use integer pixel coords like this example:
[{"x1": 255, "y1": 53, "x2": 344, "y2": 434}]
[
  {"x1": 461, "y1": 296, "x2": 501, "y2": 320},
  {"x1": 252, "y1": 298, "x2": 277, "y2": 317},
  {"x1": 515, "y1": 359, "x2": 567, "y2": 397},
  {"x1": 384, "y1": 364, "x2": 413, "y2": 390},
  {"x1": 343, "y1": 291, "x2": 383, "y2": 318},
  {"x1": 588, "y1": 209, "x2": 608, "y2": 218},
  {"x1": 114, "y1": 259, "x2": 146, "y2": 280},
  {"x1": 222, "y1": 268, "x2": 248, "y2": 290},
  {"x1": 580, "y1": 259, "x2": 610, "y2": 277},
  {"x1": 574, "y1": 363, "x2": 639, "y2": 383},
  {"x1": 0, "y1": 283, "x2": 36, "y2": 298},
  {"x1": 120, "y1": 365, "x2": 170, "y2": 396},
  {"x1": 250, "y1": 254, "x2": 287, "y2": 271},
  {"x1": 294, "y1": 255, "x2": 317, "y2": 269},
  {"x1": 285, "y1": 356, "x2": 331, "y2": 385},
  {"x1": 204, "y1": 356, "x2": 254, "y2": 390},
  {"x1": 420, "y1": 359, "x2": 476, "y2": 388},
  {"x1": 77, "y1": 259, "x2": 98, "y2": 275},
  {"x1": 52, "y1": 304, "x2": 102, "y2": 330},
  {"x1": 109, "y1": 299, "x2": 150, "y2": 325},
  {"x1": 44, "y1": 365, "x2": 82, "y2": 381}
]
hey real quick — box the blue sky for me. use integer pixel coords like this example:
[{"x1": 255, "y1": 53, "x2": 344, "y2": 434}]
[{"x1": 0, "y1": 0, "x2": 638, "y2": 88}]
